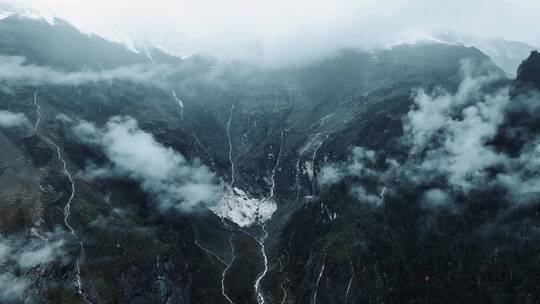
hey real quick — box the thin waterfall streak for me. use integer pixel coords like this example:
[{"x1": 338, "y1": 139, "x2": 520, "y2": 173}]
[
  {"x1": 171, "y1": 89, "x2": 184, "y2": 120},
  {"x1": 195, "y1": 240, "x2": 228, "y2": 266},
  {"x1": 311, "y1": 140, "x2": 324, "y2": 196},
  {"x1": 227, "y1": 102, "x2": 235, "y2": 187},
  {"x1": 292, "y1": 154, "x2": 303, "y2": 205},
  {"x1": 46, "y1": 138, "x2": 76, "y2": 235},
  {"x1": 192, "y1": 131, "x2": 205, "y2": 151},
  {"x1": 345, "y1": 262, "x2": 355, "y2": 303},
  {"x1": 237, "y1": 226, "x2": 270, "y2": 304},
  {"x1": 33, "y1": 90, "x2": 40, "y2": 134},
  {"x1": 192, "y1": 131, "x2": 214, "y2": 164},
  {"x1": 269, "y1": 129, "x2": 284, "y2": 199},
  {"x1": 76, "y1": 242, "x2": 92, "y2": 304},
  {"x1": 311, "y1": 252, "x2": 326, "y2": 304},
  {"x1": 221, "y1": 236, "x2": 236, "y2": 304},
  {"x1": 280, "y1": 258, "x2": 289, "y2": 304},
  {"x1": 33, "y1": 91, "x2": 92, "y2": 304},
  {"x1": 292, "y1": 134, "x2": 321, "y2": 204},
  {"x1": 378, "y1": 186, "x2": 387, "y2": 205},
  {"x1": 292, "y1": 142, "x2": 308, "y2": 204},
  {"x1": 280, "y1": 283, "x2": 288, "y2": 304},
  {"x1": 254, "y1": 224, "x2": 269, "y2": 304}
]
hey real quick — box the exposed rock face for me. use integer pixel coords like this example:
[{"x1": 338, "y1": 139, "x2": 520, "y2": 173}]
[{"x1": 517, "y1": 50, "x2": 540, "y2": 87}]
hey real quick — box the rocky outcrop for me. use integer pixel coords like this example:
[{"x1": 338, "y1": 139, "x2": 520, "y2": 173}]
[{"x1": 517, "y1": 50, "x2": 540, "y2": 87}]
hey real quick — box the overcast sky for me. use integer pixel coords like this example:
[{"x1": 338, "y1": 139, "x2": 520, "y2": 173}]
[{"x1": 2, "y1": 0, "x2": 540, "y2": 65}]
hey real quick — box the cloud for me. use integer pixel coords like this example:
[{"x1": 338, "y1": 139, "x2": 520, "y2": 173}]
[
  {"x1": 405, "y1": 65, "x2": 510, "y2": 190},
  {"x1": 73, "y1": 116, "x2": 221, "y2": 212},
  {"x1": 421, "y1": 188, "x2": 453, "y2": 208},
  {"x1": 495, "y1": 142, "x2": 540, "y2": 203},
  {"x1": 0, "y1": 274, "x2": 30, "y2": 302},
  {"x1": 0, "y1": 110, "x2": 30, "y2": 128},
  {"x1": 404, "y1": 62, "x2": 540, "y2": 203},
  {"x1": 0, "y1": 231, "x2": 65, "y2": 270},
  {"x1": 318, "y1": 146, "x2": 383, "y2": 204},
  {"x1": 0, "y1": 229, "x2": 66, "y2": 302},
  {"x1": 17, "y1": 239, "x2": 64, "y2": 268},
  {"x1": 351, "y1": 185, "x2": 381, "y2": 205},
  {"x1": 5, "y1": 0, "x2": 540, "y2": 66},
  {"x1": 318, "y1": 164, "x2": 344, "y2": 187},
  {"x1": 320, "y1": 61, "x2": 540, "y2": 208},
  {"x1": 0, "y1": 55, "x2": 173, "y2": 88},
  {"x1": 318, "y1": 147, "x2": 377, "y2": 187}
]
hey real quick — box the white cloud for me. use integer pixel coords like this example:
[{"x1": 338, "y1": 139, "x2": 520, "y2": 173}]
[
  {"x1": 0, "y1": 232, "x2": 65, "y2": 270},
  {"x1": 318, "y1": 164, "x2": 344, "y2": 187},
  {"x1": 405, "y1": 62, "x2": 540, "y2": 203},
  {"x1": 0, "y1": 110, "x2": 29, "y2": 128},
  {"x1": 422, "y1": 188, "x2": 453, "y2": 208},
  {"x1": 351, "y1": 185, "x2": 380, "y2": 205},
  {"x1": 318, "y1": 146, "x2": 382, "y2": 204},
  {"x1": 0, "y1": 55, "x2": 172, "y2": 88},
  {"x1": 496, "y1": 142, "x2": 540, "y2": 204},
  {"x1": 0, "y1": 230, "x2": 66, "y2": 301},
  {"x1": 73, "y1": 116, "x2": 221, "y2": 212},
  {"x1": 405, "y1": 62, "x2": 500, "y2": 150},
  {"x1": 3, "y1": 0, "x2": 540, "y2": 66},
  {"x1": 405, "y1": 64, "x2": 510, "y2": 190},
  {"x1": 319, "y1": 146, "x2": 377, "y2": 187},
  {"x1": 319, "y1": 61, "x2": 540, "y2": 208},
  {"x1": 0, "y1": 274, "x2": 30, "y2": 302},
  {"x1": 346, "y1": 147, "x2": 376, "y2": 174},
  {"x1": 17, "y1": 239, "x2": 64, "y2": 268}
]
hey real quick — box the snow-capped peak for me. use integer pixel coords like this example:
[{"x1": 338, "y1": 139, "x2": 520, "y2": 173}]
[
  {"x1": 0, "y1": 2, "x2": 55, "y2": 24},
  {"x1": 0, "y1": 3, "x2": 140, "y2": 54},
  {"x1": 385, "y1": 30, "x2": 450, "y2": 48}
]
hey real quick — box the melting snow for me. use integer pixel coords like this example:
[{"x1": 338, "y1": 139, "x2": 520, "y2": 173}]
[{"x1": 211, "y1": 186, "x2": 277, "y2": 227}]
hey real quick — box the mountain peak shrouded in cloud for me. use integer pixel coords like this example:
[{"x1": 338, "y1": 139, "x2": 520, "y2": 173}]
[
  {"x1": 434, "y1": 32, "x2": 539, "y2": 77},
  {"x1": 1, "y1": 1, "x2": 540, "y2": 302},
  {"x1": 2, "y1": 0, "x2": 540, "y2": 66},
  {"x1": 0, "y1": 15, "x2": 149, "y2": 69}
]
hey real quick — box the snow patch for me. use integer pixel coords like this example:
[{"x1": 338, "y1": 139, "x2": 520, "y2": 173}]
[
  {"x1": 0, "y1": 5, "x2": 139, "y2": 53},
  {"x1": 0, "y1": 10, "x2": 13, "y2": 20},
  {"x1": 0, "y1": 4, "x2": 55, "y2": 24},
  {"x1": 387, "y1": 30, "x2": 448, "y2": 48},
  {"x1": 211, "y1": 186, "x2": 277, "y2": 227}
]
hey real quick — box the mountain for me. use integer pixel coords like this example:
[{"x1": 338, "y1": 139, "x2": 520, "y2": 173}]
[
  {"x1": 1, "y1": 16, "x2": 539, "y2": 304},
  {"x1": 0, "y1": 15, "x2": 147, "y2": 69},
  {"x1": 434, "y1": 33, "x2": 538, "y2": 77},
  {"x1": 517, "y1": 50, "x2": 540, "y2": 87}
]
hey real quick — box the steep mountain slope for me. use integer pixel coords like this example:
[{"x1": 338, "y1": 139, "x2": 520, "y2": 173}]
[
  {"x1": 517, "y1": 50, "x2": 540, "y2": 87},
  {"x1": 276, "y1": 51, "x2": 540, "y2": 304},
  {"x1": 0, "y1": 16, "x2": 145, "y2": 69},
  {"x1": 1, "y1": 16, "x2": 539, "y2": 304}
]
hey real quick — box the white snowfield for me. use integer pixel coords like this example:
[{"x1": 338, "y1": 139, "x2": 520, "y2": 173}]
[{"x1": 211, "y1": 186, "x2": 277, "y2": 227}]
